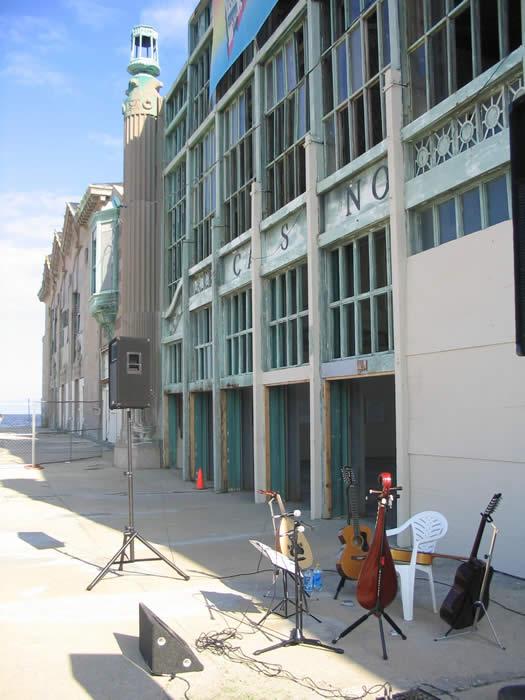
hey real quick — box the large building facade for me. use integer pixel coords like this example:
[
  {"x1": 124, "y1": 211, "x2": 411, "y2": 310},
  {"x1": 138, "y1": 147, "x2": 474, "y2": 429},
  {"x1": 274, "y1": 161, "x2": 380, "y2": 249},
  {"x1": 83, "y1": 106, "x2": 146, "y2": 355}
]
[{"x1": 160, "y1": 0, "x2": 525, "y2": 577}]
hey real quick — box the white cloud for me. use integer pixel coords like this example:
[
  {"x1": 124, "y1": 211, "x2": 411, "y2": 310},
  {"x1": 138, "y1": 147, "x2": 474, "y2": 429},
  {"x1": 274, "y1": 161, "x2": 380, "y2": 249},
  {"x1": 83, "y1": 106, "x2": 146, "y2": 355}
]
[
  {"x1": 0, "y1": 190, "x2": 78, "y2": 403},
  {"x1": 88, "y1": 131, "x2": 122, "y2": 150},
  {"x1": 141, "y1": 1, "x2": 194, "y2": 48},
  {"x1": 0, "y1": 191, "x2": 78, "y2": 248},
  {"x1": 63, "y1": 0, "x2": 118, "y2": 28},
  {"x1": 0, "y1": 243, "x2": 47, "y2": 403},
  {"x1": 3, "y1": 52, "x2": 72, "y2": 91},
  {"x1": 0, "y1": 16, "x2": 69, "y2": 53}
]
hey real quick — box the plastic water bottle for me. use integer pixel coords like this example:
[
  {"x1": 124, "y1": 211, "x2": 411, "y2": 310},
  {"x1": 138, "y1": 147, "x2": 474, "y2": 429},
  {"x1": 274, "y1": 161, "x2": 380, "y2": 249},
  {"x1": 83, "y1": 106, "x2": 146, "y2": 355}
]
[
  {"x1": 312, "y1": 563, "x2": 323, "y2": 592},
  {"x1": 303, "y1": 568, "x2": 314, "y2": 594}
]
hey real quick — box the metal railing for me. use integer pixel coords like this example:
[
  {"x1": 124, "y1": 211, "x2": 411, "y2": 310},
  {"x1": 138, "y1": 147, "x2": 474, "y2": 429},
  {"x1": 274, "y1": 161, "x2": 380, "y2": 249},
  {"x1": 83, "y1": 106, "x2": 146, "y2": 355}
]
[{"x1": 0, "y1": 400, "x2": 104, "y2": 466}]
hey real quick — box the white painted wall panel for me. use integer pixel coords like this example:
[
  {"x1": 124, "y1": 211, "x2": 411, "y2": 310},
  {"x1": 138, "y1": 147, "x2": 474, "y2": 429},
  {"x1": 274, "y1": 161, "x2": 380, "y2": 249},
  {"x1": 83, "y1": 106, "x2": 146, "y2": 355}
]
[
  {"x1": 406, "y1": 221, "x2": 514, "y2": 356},
  {"x1": 406, "y1": 221, "x2": 525, "y2": 577}
]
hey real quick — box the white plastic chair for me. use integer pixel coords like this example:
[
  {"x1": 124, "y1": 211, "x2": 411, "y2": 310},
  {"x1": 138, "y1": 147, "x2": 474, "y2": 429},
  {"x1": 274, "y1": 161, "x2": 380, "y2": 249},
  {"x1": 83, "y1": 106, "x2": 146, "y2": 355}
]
[{"x1": 386, "y1": 511, "x2": 448, "y2": 622}]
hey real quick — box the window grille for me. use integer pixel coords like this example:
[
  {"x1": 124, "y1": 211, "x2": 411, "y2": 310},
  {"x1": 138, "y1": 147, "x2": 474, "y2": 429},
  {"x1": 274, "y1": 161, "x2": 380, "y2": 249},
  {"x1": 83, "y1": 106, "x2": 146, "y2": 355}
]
[
  {"x1": 192, "y1": 306, "x2": 212, "y2": 380},
  {"x1": 410, "y1": 171, "x2": 511, "y2": 254},
  {"x1": 320, "y1": 0, "x2": 390, "y2": 176},
  {"x1": 264, "y1": 24, "x2": 309, "y2": 215},
  {"x1": 191, "y1": 130, "x2": 215, "y2": 264},
  {"x1": 406, "y1": 0, "x2": 522, "y2": 121},
  {"x1": 268, "y1": 263, "x2": 309, "y2": 369},
  {"x1": 224, "y1": 288, "x2": 253, "y2": 376},
  {"x1": 166, "y1": 161, "x2": 186, "y2": 298},
  {"x1": 328, "y1": 227, "x2": 392, "y2": 359},
  {"x1": 223, "y1": 84, "x2": 255, "y2": 243}
]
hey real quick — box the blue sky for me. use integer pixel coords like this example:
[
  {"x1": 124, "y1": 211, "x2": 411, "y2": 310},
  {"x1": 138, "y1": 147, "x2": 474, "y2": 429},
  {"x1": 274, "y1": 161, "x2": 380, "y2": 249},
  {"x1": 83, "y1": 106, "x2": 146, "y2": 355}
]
[{"x1": 0, "y1": 0, "x2": 195, "y2": 410}]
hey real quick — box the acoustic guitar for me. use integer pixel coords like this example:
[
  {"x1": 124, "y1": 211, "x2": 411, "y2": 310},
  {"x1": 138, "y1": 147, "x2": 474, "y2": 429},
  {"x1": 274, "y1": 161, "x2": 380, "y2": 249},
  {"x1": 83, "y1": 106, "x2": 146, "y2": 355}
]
[
  {"x1": 336, "y1": 466, "x2": 372, "y2": 579},
  {"x1": 439, "y1": 493, "x2": 502, "y2": 630},
  {"x1": 257, "y1": 489, "x2": 314, "y2": 570}
]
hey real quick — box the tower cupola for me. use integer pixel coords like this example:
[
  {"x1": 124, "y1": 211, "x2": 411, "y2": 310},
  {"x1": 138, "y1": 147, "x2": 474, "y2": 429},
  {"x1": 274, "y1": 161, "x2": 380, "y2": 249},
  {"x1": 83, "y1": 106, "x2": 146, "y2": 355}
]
[{"x1": 128, "y1": 25, "x2": 160, "y2": 77}]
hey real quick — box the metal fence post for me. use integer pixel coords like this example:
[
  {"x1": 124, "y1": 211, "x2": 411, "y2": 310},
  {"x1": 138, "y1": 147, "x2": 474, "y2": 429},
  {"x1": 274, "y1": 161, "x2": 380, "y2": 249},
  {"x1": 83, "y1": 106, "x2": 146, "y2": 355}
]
[
  {"x1": 31, "y1": 407, "x2": 36, "y2": 468},
  {"x1": 68, "y1": 416, "x2": 73, "y2": 463}
]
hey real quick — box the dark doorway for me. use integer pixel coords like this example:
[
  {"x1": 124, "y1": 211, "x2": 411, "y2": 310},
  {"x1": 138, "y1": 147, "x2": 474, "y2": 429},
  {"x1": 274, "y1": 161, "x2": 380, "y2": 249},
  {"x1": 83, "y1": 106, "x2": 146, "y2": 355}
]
[{"x1": 225, "y1": 387, "x2": 254, "y2": 491}]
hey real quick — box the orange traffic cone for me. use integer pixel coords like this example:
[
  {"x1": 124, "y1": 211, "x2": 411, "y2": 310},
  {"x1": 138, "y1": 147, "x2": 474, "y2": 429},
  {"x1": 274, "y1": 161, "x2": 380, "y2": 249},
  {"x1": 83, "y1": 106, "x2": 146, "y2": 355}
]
[{"x1": 196, "y1": 468, "x2": 205, "y2": 490}]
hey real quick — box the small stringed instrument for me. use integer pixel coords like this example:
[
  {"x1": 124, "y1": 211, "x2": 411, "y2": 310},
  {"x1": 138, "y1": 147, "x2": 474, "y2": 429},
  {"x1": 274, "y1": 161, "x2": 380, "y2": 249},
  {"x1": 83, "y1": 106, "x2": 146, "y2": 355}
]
[
  {"x1": 257, "y1": 489, "x2": 314, "y2": 570},
  {"x1": 356, "y1": 472, "x2": 398, "y2": 611},
  {"x1": 336, "y1": 466, "x2": 372, "y2": 579},
  {"x1": 439, "y1": 493, "x2": 502, "y2": 629}
]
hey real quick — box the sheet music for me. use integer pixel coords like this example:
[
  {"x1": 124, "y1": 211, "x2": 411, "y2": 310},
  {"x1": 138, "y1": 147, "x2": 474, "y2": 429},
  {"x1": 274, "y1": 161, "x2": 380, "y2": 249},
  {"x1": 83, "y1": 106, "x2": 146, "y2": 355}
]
[{"x1": 249, "y1": 539, "x2": 297, "y2": 575}]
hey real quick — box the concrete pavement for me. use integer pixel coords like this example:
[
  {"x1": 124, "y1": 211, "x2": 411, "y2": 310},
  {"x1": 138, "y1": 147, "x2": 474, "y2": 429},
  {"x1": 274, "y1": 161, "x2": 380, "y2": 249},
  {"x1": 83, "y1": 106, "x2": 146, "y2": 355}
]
[{"x1": 1, "y1": 449, "x2": 524, "y2": 699}]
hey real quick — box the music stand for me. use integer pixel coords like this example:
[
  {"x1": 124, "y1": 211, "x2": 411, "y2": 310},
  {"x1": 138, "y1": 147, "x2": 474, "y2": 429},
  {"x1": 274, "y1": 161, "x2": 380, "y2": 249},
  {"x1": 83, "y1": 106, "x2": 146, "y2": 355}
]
[
  {"x1": 87, "y1": 408, "x2": 189, "y2": 590},
  {"x1": 250, "y1": 541, "x2": 320, "y2": 624},
  {"x1": 252, "y1": 514, "x2": 344, "y2": 657}
]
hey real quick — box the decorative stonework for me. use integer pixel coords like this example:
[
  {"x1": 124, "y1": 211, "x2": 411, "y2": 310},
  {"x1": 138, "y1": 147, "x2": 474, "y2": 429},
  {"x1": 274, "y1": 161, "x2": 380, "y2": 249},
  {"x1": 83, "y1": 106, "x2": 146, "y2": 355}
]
[
  {"x1": 190, "y1": 267, "x2": 212, "y2": 296},
  {"x1": 123, "y1": 74, "x2": 163, "y2": 117},
  {"x1": 412, "y1": 75, "x2": 523, "y2": 176}
]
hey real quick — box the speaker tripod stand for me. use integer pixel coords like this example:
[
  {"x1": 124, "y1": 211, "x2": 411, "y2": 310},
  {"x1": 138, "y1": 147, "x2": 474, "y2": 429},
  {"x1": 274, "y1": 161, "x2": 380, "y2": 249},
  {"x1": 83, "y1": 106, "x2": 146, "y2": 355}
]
[
  {"x1": 253, "y1": 511, "x2": 344, "y2": 657},
  {"x1": 87, "y1": 409, "x2": 189, "y2": 591}
]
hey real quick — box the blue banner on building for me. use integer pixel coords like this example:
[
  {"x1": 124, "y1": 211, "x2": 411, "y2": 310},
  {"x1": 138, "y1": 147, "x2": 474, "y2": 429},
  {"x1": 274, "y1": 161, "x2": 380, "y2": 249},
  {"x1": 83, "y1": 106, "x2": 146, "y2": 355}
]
[{"x1": 210, "y1": 0, "x2": 278, "y2": 95}]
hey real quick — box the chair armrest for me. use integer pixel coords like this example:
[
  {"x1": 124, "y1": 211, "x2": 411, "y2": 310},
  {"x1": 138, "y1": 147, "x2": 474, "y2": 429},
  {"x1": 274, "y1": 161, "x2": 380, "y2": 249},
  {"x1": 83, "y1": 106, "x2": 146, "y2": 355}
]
[{"x1": 386, "y1": 522, "x2": 409, "y2": 537}]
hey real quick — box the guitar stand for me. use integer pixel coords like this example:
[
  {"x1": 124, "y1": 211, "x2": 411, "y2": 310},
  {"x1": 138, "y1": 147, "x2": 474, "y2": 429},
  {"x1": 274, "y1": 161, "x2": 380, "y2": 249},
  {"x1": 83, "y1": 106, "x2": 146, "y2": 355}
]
[
  {"x1": 435, "y1": 523, "x2": 505, "y2": 649},
  {"x1": 332, "y1": 603, "x2": 406, "y2": 661},
  {"x1": 253, "y1": 515, "x2": 343, "y2": 657},
  {"x1": 87, "y1": 409, "x2": 189, "y2": 591}
]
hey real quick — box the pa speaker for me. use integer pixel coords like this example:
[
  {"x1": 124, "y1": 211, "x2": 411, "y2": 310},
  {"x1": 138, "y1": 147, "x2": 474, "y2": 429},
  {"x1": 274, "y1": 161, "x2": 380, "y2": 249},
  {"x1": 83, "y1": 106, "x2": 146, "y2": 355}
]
[
  {"x1": 108, "y1": 336, "x2": 152, "y2": 409},
  {"x1": 139, "y1": 603, "x2": 203, "y2": 676},
  {"x1": 510, "y1": 93, "x2": 525, "y2": 356}
]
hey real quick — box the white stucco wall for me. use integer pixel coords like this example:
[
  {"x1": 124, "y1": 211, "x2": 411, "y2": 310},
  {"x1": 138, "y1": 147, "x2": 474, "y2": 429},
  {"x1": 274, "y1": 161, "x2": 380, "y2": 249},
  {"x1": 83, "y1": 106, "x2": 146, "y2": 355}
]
[{"x1": 406, "y1": 220, "x2": 525, "y2": 577}]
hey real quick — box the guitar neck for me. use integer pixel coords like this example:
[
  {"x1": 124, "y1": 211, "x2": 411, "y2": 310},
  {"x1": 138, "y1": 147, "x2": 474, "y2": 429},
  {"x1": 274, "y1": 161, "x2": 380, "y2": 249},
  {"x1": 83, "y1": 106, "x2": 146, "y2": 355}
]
[{"x1": 470, "y1": 515, "x2": 489, "y2": 559}]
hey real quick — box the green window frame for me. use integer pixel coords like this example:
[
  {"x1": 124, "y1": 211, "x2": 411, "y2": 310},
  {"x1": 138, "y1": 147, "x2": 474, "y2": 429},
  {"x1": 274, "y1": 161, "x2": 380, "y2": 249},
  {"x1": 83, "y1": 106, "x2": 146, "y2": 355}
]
[
  {"x1": 410, "y1": 170, "x2": 511, "y2": 255},
  {"x1": 192, "y1": 306, "x2": 212, "y2": 380},
  {"x1": 264, "y1": 23, "x2": 309, "y2": 215},
  {"x1": 328, "y1": 227, "x2": 392, "y2": 359},
  {"x1": 223, "y1": 84, "x2": 255, "y2": 243},
  {"x1": 166, "y1": 161, "x2": 186, "y2": 299},
  {"x1": 224, "y1": 288, "x2": 253, "y2": 376},
  {"x1": 191, "y1": 129, "x2": 215, "y2": 264},
  {"x1": 406, "y1": 0, "x2": 522, "y2": 121},
  {"x1": 268, "y1": 263, "x2": 309, "y2": 369},
  {"x1": 168, "y1": 341, "x2": 183, "y2": 384},
  {"x1": 321, "y1": 0, "x2": 391, "y2": 176},
  {"x1": 191, "y1": 43, "x2": 211, "y2": 132}
]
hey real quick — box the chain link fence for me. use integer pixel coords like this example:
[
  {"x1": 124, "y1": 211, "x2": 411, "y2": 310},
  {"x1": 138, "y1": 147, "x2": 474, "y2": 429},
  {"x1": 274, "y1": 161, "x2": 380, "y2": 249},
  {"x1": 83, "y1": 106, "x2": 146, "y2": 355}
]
[{"x1": 0, "y1": 400, "x2": 104, "y2": 466}]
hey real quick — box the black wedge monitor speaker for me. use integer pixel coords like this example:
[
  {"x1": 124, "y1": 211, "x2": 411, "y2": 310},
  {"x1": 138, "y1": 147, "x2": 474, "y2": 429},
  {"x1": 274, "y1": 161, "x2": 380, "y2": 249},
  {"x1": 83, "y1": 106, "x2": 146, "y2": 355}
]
[
  {"x1": 138, "y1": 603, "x2": 204, "y2": 675},
  {"x1": 109, "y1": 336, "x2": 152, "y2": 409},
  {"x1": 510, "y1": 92, "x2": 525, "y2": 356}
]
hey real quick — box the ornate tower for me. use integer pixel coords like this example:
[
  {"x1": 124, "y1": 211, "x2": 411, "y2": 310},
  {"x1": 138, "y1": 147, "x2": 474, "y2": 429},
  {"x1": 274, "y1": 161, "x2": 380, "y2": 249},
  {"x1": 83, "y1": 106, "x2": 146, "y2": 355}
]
[{"x1": 114, "y1": 26, "x2": 163, "y2": 468}]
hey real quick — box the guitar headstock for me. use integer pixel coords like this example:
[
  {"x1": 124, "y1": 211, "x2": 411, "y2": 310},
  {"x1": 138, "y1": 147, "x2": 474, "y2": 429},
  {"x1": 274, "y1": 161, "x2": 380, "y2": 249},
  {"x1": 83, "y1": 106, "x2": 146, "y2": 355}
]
[
  {"x1": 483, "y1": 493, "x2": 502, "y2": 520},
  {"x1": 341, "y1": 466, "x2": 356, "y2": 488}
]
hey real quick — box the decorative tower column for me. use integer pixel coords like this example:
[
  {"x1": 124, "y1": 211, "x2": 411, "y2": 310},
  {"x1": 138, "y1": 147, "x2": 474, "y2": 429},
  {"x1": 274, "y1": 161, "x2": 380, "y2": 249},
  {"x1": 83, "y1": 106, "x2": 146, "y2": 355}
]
[{"x1": 114, "y1": 25, "x2": 163, "y2": 469}]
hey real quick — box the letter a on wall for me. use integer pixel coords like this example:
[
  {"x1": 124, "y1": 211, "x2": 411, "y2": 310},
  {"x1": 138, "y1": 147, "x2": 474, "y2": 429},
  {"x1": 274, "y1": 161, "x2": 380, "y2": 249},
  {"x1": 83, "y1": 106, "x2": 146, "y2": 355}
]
[{"x1": 210, "y1": 0, "x2": 278, "y2": 95}]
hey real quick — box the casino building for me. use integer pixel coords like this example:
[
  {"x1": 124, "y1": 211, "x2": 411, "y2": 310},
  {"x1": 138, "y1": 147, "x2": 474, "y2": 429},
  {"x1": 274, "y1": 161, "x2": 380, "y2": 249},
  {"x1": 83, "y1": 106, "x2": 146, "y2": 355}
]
[{"x1": 159, "y1": 0, "x2": 525, "y2": 577}]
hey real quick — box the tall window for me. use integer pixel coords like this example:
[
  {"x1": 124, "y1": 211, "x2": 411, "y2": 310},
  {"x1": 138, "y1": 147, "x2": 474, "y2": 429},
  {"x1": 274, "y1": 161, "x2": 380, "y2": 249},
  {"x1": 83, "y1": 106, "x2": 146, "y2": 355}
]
[
  {"x1": 265, "y1": 24, "x2": 309, "y2": 215},
  {"x1": 224, "y1": 288, "x2": 253, "y2": 376},
  {"x1": 268, "y1": 264, "x2": 309, "y2": 369},
  {"x1": 410, "y1": 171, "x2": 510, "y2": 254},
  {"x1": 190, "y1": 2, "x2": 211, "y2": 53},
  {"x1": 328, "y1": 227, "x2": 392, "y2": 358},
  {"x1": 320, "y1": 0, "x2": 390, "y2": 175},
  {"x1": 91, "y1": 228, "x2": 97, "y2": 294},
  {"x1": 223, "y1": 85, "x2": 255, "y2": 243},
  {"x1": 165, "y1": 80, "x2": 187, "y2": 127},
  {"x1": 191, "y1": 44, "x2": 211, "y2": 131},
  {"x1": 168, "y1": 341, "x2": 183, "y2": 384},
  {"x1": 166, "y1": 120, "x2": 186, "y2": 163},
  {"x1": 166, "y1": 162, "x2": 186, "y2": 299},
  {"x1": 407, "y1": 0, "x2": 522, "y2": 121},
  {"x1": 191, "y1": 129, "x2": 215, "y2": 264},
  {"x1": 192, "y1": 306, "x2": 212, "y2": 380}
]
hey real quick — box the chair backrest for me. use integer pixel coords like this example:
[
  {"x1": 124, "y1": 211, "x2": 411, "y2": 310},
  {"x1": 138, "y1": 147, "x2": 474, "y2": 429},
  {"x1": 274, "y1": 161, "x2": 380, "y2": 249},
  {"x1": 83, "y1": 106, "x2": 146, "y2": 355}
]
[{"x1": 409, "y1": 511, "x2": 448, "y2": 554}]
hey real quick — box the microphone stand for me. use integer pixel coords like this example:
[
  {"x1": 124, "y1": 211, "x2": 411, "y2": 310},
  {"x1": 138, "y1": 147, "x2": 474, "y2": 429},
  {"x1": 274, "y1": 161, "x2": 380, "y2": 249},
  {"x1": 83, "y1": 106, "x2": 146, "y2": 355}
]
[{"x1": 254, "y1": 510, "x2": 344, "y2": 656}]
